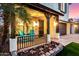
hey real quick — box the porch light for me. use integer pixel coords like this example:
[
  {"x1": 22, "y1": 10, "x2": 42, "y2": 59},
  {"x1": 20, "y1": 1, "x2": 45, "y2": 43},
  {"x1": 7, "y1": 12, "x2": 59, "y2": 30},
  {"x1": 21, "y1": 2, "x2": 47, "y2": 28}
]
[
  {"x1": 33, "y1": 21, "x2": 39, "y2": 27},
  {"x1": 74, "y1": 25, "x2": 77, "y2": 28},
  {"x1": 54, "y1": 21, "x2": 58, "y2": 26}
]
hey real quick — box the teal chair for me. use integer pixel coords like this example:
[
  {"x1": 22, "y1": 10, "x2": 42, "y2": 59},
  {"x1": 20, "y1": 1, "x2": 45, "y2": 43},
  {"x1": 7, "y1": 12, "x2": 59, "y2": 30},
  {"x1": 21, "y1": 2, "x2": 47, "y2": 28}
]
[
  {"x1": 18, "y1": 30, "x2": 35, "y2": 43},
  {"x1": 29, "y1": 29, "x2": 35, "y2": 41},
  {"x1": 19, "y1": 31, "x2": 25, "y2": 37}
]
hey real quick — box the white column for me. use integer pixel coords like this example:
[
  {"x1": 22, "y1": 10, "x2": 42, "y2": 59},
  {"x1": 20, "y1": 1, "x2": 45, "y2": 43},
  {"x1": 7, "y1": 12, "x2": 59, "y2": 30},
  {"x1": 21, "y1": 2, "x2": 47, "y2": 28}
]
[
  {"x1": 47, "y1": 34, "x2": 51, "y2": 43},
  {"x1": 9, "y1": 38, "x2": 17, "y2": 56}
]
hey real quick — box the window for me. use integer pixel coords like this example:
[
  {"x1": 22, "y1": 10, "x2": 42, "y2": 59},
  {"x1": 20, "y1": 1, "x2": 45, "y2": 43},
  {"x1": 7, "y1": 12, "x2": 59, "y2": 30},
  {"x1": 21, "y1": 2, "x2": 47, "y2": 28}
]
[{"x1": 58, "y1": 3, "x2": 67, "y2": 13}]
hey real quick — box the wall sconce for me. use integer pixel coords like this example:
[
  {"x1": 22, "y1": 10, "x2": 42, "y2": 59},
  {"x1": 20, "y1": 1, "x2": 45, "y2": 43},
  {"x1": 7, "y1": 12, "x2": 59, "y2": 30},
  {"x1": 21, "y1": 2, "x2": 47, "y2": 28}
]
[
  {"x1": 74, "y1": 25, "x2": 77, "y2": 28},
  {"x1": 54, "y1": 21, "x2": 58, "y2": 26},
  {"x1": 33, "y1": 21, "x2": 39, "y2": 27}
]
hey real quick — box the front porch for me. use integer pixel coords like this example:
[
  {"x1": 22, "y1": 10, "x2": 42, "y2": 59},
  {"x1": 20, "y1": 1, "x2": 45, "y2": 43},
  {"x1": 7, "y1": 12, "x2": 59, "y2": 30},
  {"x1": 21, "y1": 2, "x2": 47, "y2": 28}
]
[
  {"x1": 13, "y1": 4, "x2": 60, "y2": 51},
  {"x1": 6, "y1": 4, "x2": 63, "y2": 53}
]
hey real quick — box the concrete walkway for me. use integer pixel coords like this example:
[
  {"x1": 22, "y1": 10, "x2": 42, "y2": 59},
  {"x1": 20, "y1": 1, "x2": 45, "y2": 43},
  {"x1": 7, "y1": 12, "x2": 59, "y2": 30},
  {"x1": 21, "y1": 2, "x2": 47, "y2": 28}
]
[{"x1": 59, "y1": 34, "x2": 79, "y2": 46}]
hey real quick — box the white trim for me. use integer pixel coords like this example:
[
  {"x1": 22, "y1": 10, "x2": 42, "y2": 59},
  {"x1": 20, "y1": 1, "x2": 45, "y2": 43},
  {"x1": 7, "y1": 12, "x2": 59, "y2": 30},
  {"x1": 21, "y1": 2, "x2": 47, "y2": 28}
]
[
  {"x1": 47, "y1": 34, "x2": 51, "y2": 43},
  {"x1": 9, "y1": 38, "x2": 17, "y2": 52}
]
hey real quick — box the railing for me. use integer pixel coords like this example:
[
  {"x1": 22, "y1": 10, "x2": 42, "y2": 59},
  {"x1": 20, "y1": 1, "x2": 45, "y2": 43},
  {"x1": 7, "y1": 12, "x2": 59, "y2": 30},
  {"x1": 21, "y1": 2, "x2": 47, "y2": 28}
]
[{"x1": 17, "y1": 34, "x2": 47, "y2": 50}]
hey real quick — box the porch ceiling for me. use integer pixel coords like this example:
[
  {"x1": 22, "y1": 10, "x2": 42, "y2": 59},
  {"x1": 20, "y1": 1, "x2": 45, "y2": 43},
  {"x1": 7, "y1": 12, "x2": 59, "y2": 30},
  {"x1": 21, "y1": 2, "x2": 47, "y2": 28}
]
[{"x1": 23, "y1": 3, "x2": 64, "y2": 16}]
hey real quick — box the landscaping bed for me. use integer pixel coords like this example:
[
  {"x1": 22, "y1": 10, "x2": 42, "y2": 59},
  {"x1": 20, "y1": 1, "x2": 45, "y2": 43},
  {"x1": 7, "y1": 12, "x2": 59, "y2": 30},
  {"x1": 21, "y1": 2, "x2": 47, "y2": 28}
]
[
  {"x1": 56, "y1": 42, "x2": 79, "y2": 56},
  {"x1": 17, "y1": 41, "x2": 63, "y2": 56}
]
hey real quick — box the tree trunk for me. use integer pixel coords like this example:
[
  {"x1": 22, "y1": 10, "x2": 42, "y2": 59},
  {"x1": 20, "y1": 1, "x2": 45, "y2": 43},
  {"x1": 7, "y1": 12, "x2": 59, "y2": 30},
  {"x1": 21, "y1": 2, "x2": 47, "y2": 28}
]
[
  {"x1": 2, "y1": 13, "x2": 9, "y2": 45},
  {"x1": 1, "y1": 12, "x2": 10, "y2": 53}
]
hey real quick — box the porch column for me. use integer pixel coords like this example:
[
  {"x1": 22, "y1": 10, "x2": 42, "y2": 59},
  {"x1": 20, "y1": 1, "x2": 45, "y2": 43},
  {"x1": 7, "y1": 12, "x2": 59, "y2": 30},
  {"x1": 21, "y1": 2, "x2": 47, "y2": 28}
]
[
  {"x1": 9, "y1": 4, "x2": 17, "y2": 56},
  {"x1": 45, "y1": 13, "x2": 52, "y2": 43},
  {"x1": 67, "y1": 23, "x2": 70, "y2": 35}
]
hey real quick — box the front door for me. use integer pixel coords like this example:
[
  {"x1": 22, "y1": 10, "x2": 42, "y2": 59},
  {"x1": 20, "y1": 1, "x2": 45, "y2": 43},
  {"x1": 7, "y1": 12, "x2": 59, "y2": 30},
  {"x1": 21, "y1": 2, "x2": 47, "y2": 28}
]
[{"x1": 39, "y1": 20, "x2": 44, "y2": 37}]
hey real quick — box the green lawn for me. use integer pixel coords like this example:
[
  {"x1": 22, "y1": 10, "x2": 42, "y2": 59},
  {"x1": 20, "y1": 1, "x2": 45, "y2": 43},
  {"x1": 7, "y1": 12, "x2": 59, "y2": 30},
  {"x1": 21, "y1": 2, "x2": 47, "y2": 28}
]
[{"x1": 57, "y1": 42, "x2": 79, "y2": 56}]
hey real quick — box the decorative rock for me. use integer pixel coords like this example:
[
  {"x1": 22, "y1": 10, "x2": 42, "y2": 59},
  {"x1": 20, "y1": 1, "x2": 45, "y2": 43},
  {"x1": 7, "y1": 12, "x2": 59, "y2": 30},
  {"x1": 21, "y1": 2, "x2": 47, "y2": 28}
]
[
  {"x1": 45, "y1": 52, "x2": 51, "y2": 56},
  {"x1": 49, "y1": 50, "x2": 54, "y2": 54}
]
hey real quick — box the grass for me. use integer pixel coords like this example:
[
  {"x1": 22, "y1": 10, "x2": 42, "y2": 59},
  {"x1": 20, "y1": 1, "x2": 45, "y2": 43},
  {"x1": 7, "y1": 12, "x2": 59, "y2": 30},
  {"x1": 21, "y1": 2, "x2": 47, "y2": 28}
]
[{"x1": 57, "y1": 42, "x2": 79, "y2": 56}]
